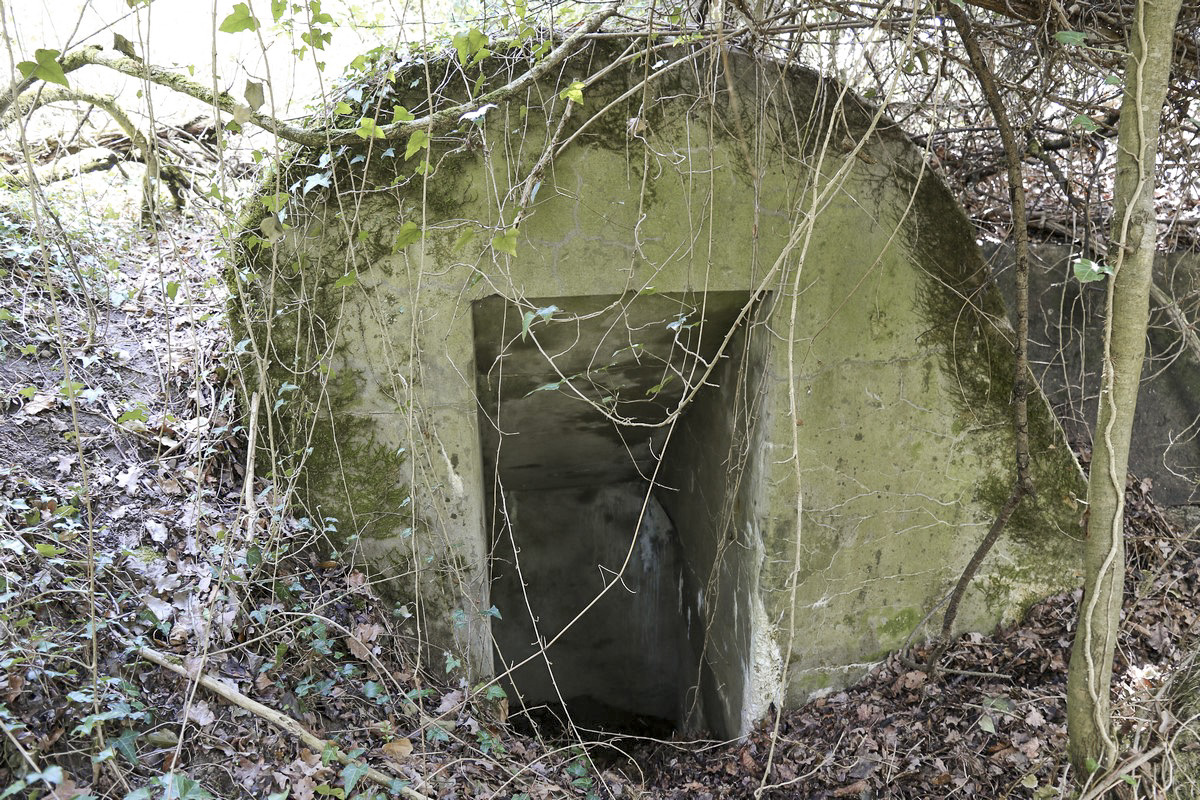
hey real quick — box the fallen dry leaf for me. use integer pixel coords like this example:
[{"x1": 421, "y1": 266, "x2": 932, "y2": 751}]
[
  {"x1": 382, "y1": 738, "x2": 414, "y2": 760},
  {"x1": 20, "y1": 392, "x2": 57, "y2": 416}
]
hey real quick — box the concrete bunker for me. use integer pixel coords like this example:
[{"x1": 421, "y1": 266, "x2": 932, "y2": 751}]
[
  {"x1": 475, "y1": 292, "x2": 763, "y2": 733},
  {"x1": 234, "y1": 41, "x2": 1088, "y2": 739}
]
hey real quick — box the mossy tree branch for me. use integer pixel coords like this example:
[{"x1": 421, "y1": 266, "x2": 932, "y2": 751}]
[{"x1": 2, "y1": 86, "x2": 184, "y2": 220}]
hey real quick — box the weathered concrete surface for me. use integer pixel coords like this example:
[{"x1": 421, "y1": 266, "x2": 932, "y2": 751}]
[
  {"x1": 233, "y1": 43, "x2": 1085, "y2": 736},
  {"x1": 988, "y1": 242, "x2": 1200, "y2": 506}
]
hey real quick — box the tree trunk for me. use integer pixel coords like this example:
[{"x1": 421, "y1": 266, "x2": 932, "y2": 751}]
[{"x1": 1066, "y1": 0, "x2": 1183, "y2": 775}]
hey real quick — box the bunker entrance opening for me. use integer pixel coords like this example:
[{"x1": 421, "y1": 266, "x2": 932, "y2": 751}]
[{"x1": 473, "y1": 292, "x2": 763, "y2": 738}]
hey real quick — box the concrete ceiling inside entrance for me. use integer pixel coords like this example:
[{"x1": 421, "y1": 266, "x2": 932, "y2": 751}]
[{"x1": 473, "y1": 292, "x2": 753, "y2": 491}]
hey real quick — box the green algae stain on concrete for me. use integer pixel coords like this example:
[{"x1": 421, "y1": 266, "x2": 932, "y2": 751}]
[{"x1": 878, "y1": 607, "x2": 922, "y2": 642}]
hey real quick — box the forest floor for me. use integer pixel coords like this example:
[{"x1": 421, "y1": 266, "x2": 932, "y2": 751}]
[{"x1": 2, "y1": 163, "x2": 1200, "y2": 800}]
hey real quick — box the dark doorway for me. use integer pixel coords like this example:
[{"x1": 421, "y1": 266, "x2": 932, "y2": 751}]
[{"x1": 474, "y1": 292, "x2": 759, "y2": 735}]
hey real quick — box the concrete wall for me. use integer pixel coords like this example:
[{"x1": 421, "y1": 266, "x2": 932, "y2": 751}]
[
  {"x1": 988, "y1": 242, "x2": 1200, "y2": 506},
  {"x1": 234, "y1": 43, "x2": 1085, "y2": 737}
]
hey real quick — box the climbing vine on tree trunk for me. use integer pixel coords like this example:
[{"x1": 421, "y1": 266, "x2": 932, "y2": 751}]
[{"x1": 1066, "y1": 0, "x2": 1183, "y2": 777}]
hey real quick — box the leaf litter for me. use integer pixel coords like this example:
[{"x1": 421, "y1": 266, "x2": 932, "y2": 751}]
[{"x1": 1, "y1": 149, "x2": 1199, "y2": 800}]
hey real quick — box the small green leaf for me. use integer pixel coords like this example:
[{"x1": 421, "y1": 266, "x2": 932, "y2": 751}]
[
  {"x1": 1054, "y1": 30, "x2": 1086, "y2": 47},
  {"x1": 112, "y1": 728, "x2": 139, "y2": 764},
  {"x1": 559, "y1": 80, "x2": 585, "y2": 105},
  {"x1": 1085, "y1": 757, "x2": 1100, "y2": 773},
  {"x1": 117, "y1": 405, "x2": 148, "y2": 424},
  {"x1": 485, "y1": 684, "x2": 507, "y2": 700},
  {"x1": 491, "y1": 227, "x2": 518, "y2": 257},
  {"x1": 977, "y1": 714, "x2": 996, "y2": 734},
  {"x1": 17, "y1": 49, "x2": 70, "y2": 88},
  {"x1": 59, "y1": 380, "x2": 85, "y2": 398},
  {"x1": 525, "y1": 382, "x2": 561, "y2": 396},
  {"x1": 394, "y1": 221, "x2": 421, "y2": 249},
  {"x1": 219, "y1": 3, "x2": 259, "y2": 32},
  {"x1": 1072, "y1": 256, "x2": 1112, "y2": 283},
  {"x1": 452, "y1": 228, "x2": 476, "y2": 252},
  {"x1": 271, "y1": 0, "x2": 287, "y2": 22},
  {"x1": 303, "y1": 171, "x2": 331, "y2": 194},
  {"x1": 333, "y1": 272, "x2": 358, "y2": 288},
  {"x1": 218, "y1": 3, "x2": 259, "y2": 33},
  {"x1": 334, "y1": 101, "x2": 353, "y2": 115},
  {"x1": 113, "y1": 33, "x2": 139, "y2": 60},
  {"x1": 1071, "y1": 114, "x2": 1099, "y2": 132},
  {"x1": 261, "y1": 192, "x2": 290, "y2": 213},
  {"x1": 166, "y1": 281, "x2": 180, "y2": 300},
  {"x1": 405, "y1": 129, "x2": 429, "y2": 159},
  {"x1": 244, "y1": 79, "x2": 265, "y2": 111},
  {"x1": 340, "y1": 762, "x2": 369, "y2": 796},
  {"x1": 355, "y1": 117, "x2": 385, "y2": 139},
  {"x1": 391, "y1": 105, "x2": 415, "y2": 124}
]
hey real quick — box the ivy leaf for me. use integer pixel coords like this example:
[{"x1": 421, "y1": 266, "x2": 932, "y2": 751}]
[
  {"x1": 1072, "y1": 256, "x2": 1112, "y2": 283},
  {"x1": 218, "y1": 3, "x2": 259, "y2": 33},
  {"x1": 404, "y1": 129, "x2": 429, "y2": 159},
  {"x1": 355, "y1": 117, "x2": 385, "y2": 139},
  {"x1": 244, "y1": 79, "x2": 265, "y2": 112},
  {"x1": 394, "y1": 221, "x2": 421, "y2": 249},
  {"x1": 17, "y1": 49, "x2": 70, "y2": 88},
  {"x1": 334, "y1": 101, "x2": 353, "y2": 115},
  {"x1": 525, "y1": 381, "x2": 561, "y2": 396},
  {"x1": 261, "y1": 192, "x2": 290, "y2": 213},
  {"x1": 163, "y1": 773, "x2": 214, "y2": 800},
  {"x1": 271, "y1": 0, "x2": 287, "y2": 22},
  {"x1": 113, "y1": 33, "x2": 140, "y2": 61},
  {"x1": 333, "y1": 272, "x2": 358, "y2": 288},
  {"x1": 391, "y1": 105, "x2": 415, "y2": 124},
  {"x1": 341, "y1": 762, "x2": 369, "y2": 796},
  {"x1": 459, "y1": 103, "x2": 498, "y2": 124},
  {"x1": 112, "y1": 728, "x2": 139, "y2": 764},
  {"x1": 303, "y1": 171, "x2": 331, "y2": 195},
  {"x1": 1054, "y1": 30, "x2": 1086, "y2": 47},
  {"x1": 1071, "y1": 114, "x2": 1099, "y2": 132},
  {"x1": 559, "y1": 80, "x2": 585, "y2": 105},
  {"x1": 490, "y1": 227, "x2": 518, "y2": 257}
]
